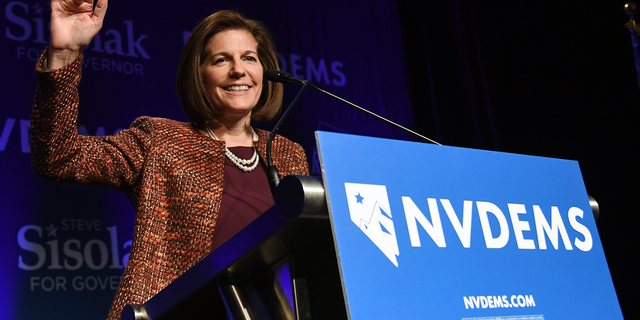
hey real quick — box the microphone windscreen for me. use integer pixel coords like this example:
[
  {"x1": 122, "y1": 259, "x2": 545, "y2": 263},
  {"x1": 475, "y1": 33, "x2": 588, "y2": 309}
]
[{"x1": 264, "y1": 69, "x2": 293, "y2": 83}]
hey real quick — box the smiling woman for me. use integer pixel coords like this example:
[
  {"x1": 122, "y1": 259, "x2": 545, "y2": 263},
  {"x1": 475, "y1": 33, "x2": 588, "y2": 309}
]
[
  {"x1": 201, "y1": 29, "x2": 264, "y2": 133},
  {"x1": 29, "y1": 2, "x2": 308, "y2": 320},
  {"x1": 177, "y1": 10, "x2": 283, "y2": 126}
]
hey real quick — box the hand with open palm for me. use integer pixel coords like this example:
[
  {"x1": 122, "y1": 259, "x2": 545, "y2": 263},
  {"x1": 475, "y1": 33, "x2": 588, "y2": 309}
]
[{"x1": 47, "y1": 0, "x2": 108, "y2": 69}]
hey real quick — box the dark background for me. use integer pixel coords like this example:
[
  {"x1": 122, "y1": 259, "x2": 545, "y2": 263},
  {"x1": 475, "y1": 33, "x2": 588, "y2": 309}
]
[{"x1": 397, "y1": 1, "x2": 639, "y2": 318}]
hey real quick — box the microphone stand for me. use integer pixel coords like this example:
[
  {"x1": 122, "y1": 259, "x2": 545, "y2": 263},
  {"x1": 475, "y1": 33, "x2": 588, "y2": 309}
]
[
  {"x1": 299, "y1": 80, "x2": 442, "y2": 146},
  {"x1": 266, "y1": 82, "x2": 308, "y2": 197},
  {"x1": 264, "y1": 69, "x2": 442, "y2": 197}
]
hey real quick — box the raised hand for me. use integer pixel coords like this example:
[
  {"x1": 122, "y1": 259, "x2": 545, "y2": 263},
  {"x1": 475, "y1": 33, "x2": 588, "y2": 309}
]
[{"x1": 47, "y1": 0, "x2": 108, "y2": 69}]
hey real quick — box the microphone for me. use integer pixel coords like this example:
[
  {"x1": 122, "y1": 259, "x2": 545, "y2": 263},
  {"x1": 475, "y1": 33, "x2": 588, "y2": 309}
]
[{"x1": 264, "y1": 69, "x2": 299, "y2": 83}]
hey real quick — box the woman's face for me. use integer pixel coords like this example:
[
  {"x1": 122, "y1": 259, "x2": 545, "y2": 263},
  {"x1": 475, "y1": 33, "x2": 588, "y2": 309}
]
[{"x1": 201, "y1": 29, "x2": 263, "y2": 119}]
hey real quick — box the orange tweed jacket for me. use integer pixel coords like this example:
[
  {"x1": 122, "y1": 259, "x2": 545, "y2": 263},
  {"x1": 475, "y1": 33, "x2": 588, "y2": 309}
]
[{"x1": 30, "y1": 54, "x2": 309, "y2": 320}]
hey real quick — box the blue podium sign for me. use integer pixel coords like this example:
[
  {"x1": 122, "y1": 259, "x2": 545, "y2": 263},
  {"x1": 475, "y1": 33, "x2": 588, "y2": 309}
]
[{"x1": 316, "y1": 131, "x2": 622, "y2": 320}]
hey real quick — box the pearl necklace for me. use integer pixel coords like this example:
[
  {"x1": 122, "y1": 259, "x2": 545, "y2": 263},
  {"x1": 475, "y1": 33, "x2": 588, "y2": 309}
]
[{"x1": 205, "y1": 125, "x2": 260, "y2": 172}]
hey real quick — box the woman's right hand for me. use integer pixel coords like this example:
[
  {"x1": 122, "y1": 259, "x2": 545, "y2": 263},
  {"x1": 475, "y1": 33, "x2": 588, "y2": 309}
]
[{"x1": 47, "y1": 0, "x2": 109, "y2": 69}]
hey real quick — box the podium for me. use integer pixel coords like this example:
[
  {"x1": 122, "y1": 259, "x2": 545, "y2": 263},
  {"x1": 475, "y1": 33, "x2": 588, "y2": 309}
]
[
  {"x1": 123, "y1": 131, "x2": 623, "y2": 320},
  {"x1": 121, "y1": 175, "x2": 347, "y2": 320}
]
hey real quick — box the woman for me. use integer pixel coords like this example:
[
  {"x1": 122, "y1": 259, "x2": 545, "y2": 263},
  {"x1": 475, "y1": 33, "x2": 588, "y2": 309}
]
[{"x1": 30, "y1": 1, "x2": 309, "y2": 319}]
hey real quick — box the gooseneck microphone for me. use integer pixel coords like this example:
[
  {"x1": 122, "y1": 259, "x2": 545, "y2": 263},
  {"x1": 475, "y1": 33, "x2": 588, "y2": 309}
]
[
  {"x1": 264, "y1": 69, "x2": 298, "y2": 83},
  {"x1": 264, "y1": 70, "x2": 308, "y2": 197},
  {"x1": 263, "y1": 69, "x2": 442, "y2": 197}
]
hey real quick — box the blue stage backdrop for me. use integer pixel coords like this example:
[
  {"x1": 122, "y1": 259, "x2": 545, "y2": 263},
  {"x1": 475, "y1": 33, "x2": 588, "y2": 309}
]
[{"x1": 0, "y1": 0, "x2": 414, "y2": 319}]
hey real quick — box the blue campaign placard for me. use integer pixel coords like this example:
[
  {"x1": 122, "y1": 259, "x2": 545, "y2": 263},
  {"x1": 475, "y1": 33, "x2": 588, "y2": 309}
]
[{"x1": 316, "y1": 131, "x2": 622, "y2": 320}]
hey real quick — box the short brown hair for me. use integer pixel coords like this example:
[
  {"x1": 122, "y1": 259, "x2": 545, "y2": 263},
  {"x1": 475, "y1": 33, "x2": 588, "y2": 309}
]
[{"x1": 176, "y1": 10, "x2": 283, "y2": 124}]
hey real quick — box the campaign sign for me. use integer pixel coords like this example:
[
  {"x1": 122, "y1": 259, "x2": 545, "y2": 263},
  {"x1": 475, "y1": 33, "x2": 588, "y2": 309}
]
[{"x1": 316, "y1": 131, "x2": 622, "y2": 320}]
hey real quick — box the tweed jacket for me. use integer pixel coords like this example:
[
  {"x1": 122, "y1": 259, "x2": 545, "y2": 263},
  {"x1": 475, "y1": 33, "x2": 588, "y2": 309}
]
[{"x1": 31, "y1": 54, "x2": 309, "y2": 320}]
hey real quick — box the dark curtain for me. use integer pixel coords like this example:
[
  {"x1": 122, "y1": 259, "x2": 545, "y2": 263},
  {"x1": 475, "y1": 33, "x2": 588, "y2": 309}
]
[{"x1": 397, "y1": 1, "x2": 639, "y2": 318}]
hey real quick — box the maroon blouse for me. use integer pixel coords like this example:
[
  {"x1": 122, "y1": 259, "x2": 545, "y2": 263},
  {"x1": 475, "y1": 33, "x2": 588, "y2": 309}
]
[{"x1": 210, "y1": 146, "x2": 274, "y2": 251}]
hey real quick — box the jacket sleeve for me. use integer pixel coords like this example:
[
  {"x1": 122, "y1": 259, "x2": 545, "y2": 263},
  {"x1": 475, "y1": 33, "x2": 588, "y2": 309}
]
[
  {"x1": 273, "y1": 136, "x2": 310, "y2": 177},
  {"x1": 290, "y1": 142, "x2": 310, "y2": 176},
  {"x1": 30, "y1": 51, "x2": 151, "y2": 191}
]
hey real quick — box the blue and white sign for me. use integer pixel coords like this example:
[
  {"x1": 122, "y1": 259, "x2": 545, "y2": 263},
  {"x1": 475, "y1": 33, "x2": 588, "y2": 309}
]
[{"x1": 317, "y1": 131, "x2": 622, "y2": 320}]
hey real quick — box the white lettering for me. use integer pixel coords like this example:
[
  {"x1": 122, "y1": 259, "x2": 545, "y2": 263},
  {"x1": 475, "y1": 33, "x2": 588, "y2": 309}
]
[
  {"x1": 440, "y1": 199, "x2": 473, "y2": 248},
  {"x1": 534, "y1": 205, "x2": 573, "y2": 250},
  {"x1": 508, "y1": 203, "x2": 535, "y2": 249},
  {"x1": 463, "y1": 296, "x2": 477, "y2": 309},
  {"x1": 465, "y1": 294, "x2": 534, "y2": 309},
  {"x1": 477, "y1": 201, "x2": 509, "y2": 249},
  {"x1": 398, "y1": 199, "x2": 591, "y2": 251},
  {"x1": 487, "y1": 296, "x2": 495, "y2": 309},
  {"x1": 525, "y1": 294, "x2": 536, "y2": 307},
  {"x1": 493, "y1": 295, "x2": 504, "y2": 307},
  {"x1": 402, "y1": 197, "x2": 446, "y2": 247},
  {"x1": 569, "y1": 207, "x2": 593, "y2": 251},
  {"x1": 479, "y1": 296, "x2": 488, "y2": 308}
]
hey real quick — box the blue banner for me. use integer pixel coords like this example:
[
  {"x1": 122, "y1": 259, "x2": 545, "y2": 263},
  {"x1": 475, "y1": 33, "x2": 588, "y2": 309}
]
[
  {"x1": 1, "y1": 1, "x2": 414, "y2": 319},
  {"x1": 317, "y1": 131, "x2": 622, "y2": 319}
]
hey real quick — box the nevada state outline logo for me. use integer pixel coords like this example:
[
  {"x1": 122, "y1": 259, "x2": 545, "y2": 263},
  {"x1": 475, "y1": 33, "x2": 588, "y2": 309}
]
[{"x1": 344, "y1": 183, "x2": 399, "y2": 267}]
